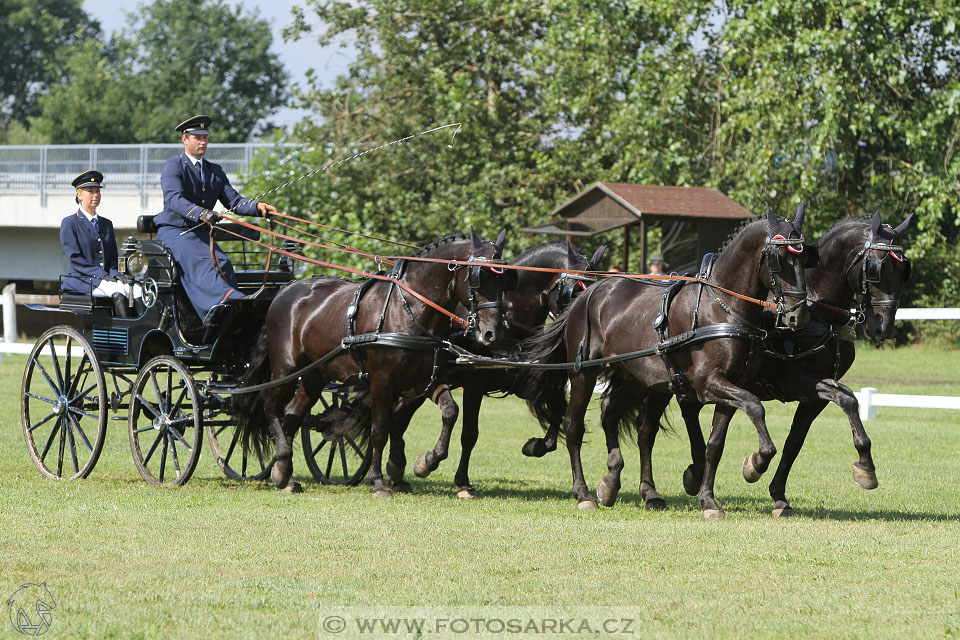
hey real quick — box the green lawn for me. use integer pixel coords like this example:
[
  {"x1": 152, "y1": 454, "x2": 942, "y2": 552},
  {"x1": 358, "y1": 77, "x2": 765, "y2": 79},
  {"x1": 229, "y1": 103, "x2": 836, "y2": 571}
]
[{"x1": 1, "y1": 345, "x2": 958, "y2": 639}]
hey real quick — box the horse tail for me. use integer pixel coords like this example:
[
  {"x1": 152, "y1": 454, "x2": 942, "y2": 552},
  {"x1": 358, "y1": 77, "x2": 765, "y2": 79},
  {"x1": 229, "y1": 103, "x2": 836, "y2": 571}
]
[
  {"x1": 600, "y1": 375, "x2": 676, "y2": 438},
  {"x1": 233, "y1": 326, "x2": 273, "y2": 456},
  {"x1": 522, "y1": 310, "x2": 572, "y2": 430}
]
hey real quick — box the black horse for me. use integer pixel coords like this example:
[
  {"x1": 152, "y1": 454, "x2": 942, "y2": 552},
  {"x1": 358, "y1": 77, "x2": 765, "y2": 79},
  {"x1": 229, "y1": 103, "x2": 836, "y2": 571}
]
[
  {"x1": 524, "y1": 207, "x2": 811, "y2": 514},
  {"x1": 235, "y1": 230, "x2": 509, "y2": 496},
  {"x1": 670, "y1": 211, "x2": 914, "y2": 516},
  {"x1": 380, "y1": 241, "x2": 607, "y2": 498}
]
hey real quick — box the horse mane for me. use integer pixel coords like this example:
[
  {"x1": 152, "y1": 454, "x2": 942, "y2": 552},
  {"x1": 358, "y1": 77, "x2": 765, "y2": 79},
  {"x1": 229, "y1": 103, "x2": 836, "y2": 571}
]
[
  {"x1": 818, "y1": 215, "x2": 870, "y2": 247},
  {"x1": 513, "y1": 241, "x2": 571, "y2": 265},
  {"x1": 411, "y1": 233, "x2": 470, "y2": 257},
  {"x1": 713, "y1": 216, "x2": 762, "y2": 258}
]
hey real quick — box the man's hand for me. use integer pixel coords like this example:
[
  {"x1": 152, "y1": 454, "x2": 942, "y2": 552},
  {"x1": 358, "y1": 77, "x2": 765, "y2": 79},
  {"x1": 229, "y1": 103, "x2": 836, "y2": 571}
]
[
  {"x1": 199, "y1": 209, "x2": 221, "y2": 224},
  {"x1": 256, "y1": 202, "x2": 278, "y2": 216}
]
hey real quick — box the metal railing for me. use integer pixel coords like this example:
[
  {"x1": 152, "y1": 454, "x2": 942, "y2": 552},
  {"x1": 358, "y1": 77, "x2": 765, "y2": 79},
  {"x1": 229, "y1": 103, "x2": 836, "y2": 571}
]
[{"x1": 0, "y1": 143, "x2": 288, "y2": 207}]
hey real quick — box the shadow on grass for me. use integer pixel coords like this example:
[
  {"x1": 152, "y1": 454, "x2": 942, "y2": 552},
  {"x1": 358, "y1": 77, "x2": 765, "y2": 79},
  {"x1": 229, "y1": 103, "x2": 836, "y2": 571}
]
[{"x1": 177, "y1": 472, "x2": 960, "y2": 522}]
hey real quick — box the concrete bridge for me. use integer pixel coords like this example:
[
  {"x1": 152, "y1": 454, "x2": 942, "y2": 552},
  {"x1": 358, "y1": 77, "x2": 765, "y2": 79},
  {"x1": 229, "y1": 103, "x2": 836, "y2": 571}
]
[{"x1": 0, "y1": 143, "x2": 282, "y2": 283}]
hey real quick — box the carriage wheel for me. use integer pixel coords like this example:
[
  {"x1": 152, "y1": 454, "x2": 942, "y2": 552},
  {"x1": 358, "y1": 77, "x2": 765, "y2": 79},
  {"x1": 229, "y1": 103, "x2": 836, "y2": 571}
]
[
  {"x1": 128, "y1": 356, "x2": 202, "y2": 486},
  {"x1": 21, "y1": 326, "x2": 107, "y2": 480},
  {"x1": 301, "y1": 387, "x2": 371, "y2": 486},
  {"x1": 205, "y1": 393, "x2": 274, "y2": 482}
]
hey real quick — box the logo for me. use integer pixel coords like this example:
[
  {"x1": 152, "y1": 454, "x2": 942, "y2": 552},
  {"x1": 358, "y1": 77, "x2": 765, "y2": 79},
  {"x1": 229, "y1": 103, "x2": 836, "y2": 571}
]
[{"x1": 7, "y1": 583, "x2": 56, "y2": 636}]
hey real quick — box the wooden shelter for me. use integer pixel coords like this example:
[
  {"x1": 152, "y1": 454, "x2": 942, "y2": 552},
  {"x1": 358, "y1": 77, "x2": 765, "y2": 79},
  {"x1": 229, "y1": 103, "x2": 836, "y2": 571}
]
[{"x1": 521, "y1": 182, "x2": 755, "y2": 273}]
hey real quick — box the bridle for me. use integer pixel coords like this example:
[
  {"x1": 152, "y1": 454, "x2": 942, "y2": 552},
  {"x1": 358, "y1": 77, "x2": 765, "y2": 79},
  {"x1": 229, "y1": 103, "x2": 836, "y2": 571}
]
[
  {"x1": 549, "y1": 272, "x2": 596, "y2": 316},
  {"x1": 844, "y1": 232, "x2": 910, "y2": 323},
  {"x1": 761, "y1": 233, "x2": 808, "y2": 326},
  {"x1": 454, "y1": 254, "x2": 507, "y2": 331}
]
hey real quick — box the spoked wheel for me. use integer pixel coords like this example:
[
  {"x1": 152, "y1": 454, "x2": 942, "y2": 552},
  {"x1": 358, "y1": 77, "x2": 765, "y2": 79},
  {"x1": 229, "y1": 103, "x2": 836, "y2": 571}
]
[
  {"x1": 128, "y1": 356, "x2": 202, "y2": 486},
  {"x1": 301, "y1": 386, "x2": 371, "y2": 485},
  {"x1": 204, "y1": 386, "x2": 274, "y2": 481},
  {"x1": 22, "y1": 326, "x2": 107, "y2": 480}
]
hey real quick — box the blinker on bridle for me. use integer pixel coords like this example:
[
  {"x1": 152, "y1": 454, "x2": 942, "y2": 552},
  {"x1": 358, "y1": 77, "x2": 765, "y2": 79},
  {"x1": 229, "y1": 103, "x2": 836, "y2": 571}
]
[
  {"x1": 456, "y1": 255, "x2": 507, "y2": 330},
  {"x1": 762, "y1": 233, "x2": 808, "y2": 323},
  {"x1": 845, "y1": 232, "x2": 910, "y2": 320}
]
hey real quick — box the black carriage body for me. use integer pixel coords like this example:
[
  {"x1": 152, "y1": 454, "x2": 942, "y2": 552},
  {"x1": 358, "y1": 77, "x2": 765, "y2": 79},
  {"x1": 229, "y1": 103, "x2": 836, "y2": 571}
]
[
  {"x1": 22, "y1": 217, "x2": 301, "y2": 485},
  {"x1": 59, "y1": 225, "x2": 296, "y2": 370}
]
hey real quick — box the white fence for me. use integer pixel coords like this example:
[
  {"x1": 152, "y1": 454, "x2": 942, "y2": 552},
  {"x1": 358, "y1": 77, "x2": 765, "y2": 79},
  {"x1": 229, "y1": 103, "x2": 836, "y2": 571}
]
[{"x1": 854, "y1": 387, "x2": 960, "y2": 421}]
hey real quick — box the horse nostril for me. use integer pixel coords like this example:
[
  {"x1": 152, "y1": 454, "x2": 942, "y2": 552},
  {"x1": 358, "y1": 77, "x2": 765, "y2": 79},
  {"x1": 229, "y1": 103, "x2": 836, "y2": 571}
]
[{"x1": 483, "y1": 330, "x2": 495, "y2": 343}]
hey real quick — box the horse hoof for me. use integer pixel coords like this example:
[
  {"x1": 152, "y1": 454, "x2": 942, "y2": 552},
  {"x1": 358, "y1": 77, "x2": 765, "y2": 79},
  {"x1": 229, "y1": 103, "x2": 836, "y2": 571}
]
[
  {"x1": 521, "y1": 438, "x2": 547, "y2": 457},
  {"x1": 742, "y1": 452, "x2": 763, "y2": 483},
  {"x1": 577, "y1": 500, "x2": 598, "y2": 511},
  {"x1": 596, "y1": 479, "x2": 619, "y2": 507},
  {"x1": 373, "y1": 489, "x2": 393, "y2": 499},
  {"x1": 772, "y1": 507, "x2": 795, "y2": 518},
  {"x1": 703, "y1": 508, "x2": 725, "y2": 520},
  {"x1": 682, "y1": 466, "x2": 700, "y2": 496},
  {"x1": 457, "y1": 486, "x2": 478, "y2": 500},
  {"x1": 413, "y1": 453, "x2": 431, "y2": 478},
  {"x1": 645, "y1": 498, "x2": 667, "y2": 511},
  {"x1": 853, "y1": 464, "x2": 879, "y2": 490},
  {"x1": 391, "y1": 481, "x2": 413, "y2": 494},
  {"x1": 282, "y1": 481, "x2": 303, "y2": 494}
]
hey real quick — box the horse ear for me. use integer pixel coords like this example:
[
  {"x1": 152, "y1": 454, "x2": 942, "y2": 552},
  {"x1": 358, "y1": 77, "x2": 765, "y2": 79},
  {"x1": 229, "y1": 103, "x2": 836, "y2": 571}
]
[
  {"x1": 766, "y1": 203, "x2": 777, "y2": 227},
  {"x1": 894, "y1": 212, "x2": 914, "y2": 238},
  {"x1": 588, "y1": 245, "x2": 607, "y2": 270},
  {"x1": 567, "y1": 243, "x2": 579, "y2": 266},
  {"x1": 494, "y1": 229, "x2": 507, "y2": 257},
  {"x1": 469, "y1": 226, "x2": 482, "y2": 252},
  {"x1": 793, "y1": 201, "x2": 805, "y2": 230},
  {"x1": 871, "y1": 211, "x2": 882, "y2": 239}
]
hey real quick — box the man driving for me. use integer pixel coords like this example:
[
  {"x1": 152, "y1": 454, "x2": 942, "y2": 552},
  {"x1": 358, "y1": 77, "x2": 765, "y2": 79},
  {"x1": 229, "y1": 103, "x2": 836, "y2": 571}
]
[{"x1": 154, "y1": 115, "x2": 277, "y2": 323}]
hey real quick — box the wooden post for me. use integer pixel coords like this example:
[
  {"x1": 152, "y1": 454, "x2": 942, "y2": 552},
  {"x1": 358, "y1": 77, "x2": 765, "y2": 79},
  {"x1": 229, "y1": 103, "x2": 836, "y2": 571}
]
[
  {"x1": 622, "y1": 226, "x2": 630, "y2": 272},
  {"x1": 640, "y1": 219, "x2": 647, "y2": 273}
]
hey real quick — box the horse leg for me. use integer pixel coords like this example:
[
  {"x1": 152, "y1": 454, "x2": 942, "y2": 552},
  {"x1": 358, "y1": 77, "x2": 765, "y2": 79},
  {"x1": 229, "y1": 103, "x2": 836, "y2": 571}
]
[
  {"x1": 269, "y1": 383, "x2": 314, "y2": 493},
  {"x1": 825, "y1": 379, "x2": 878, "y2": 489},
  {"x1": 521, "y1": 380, "x2": 563, "y2": 458},
  {"x1": 367, "y1": 387, "x2": 394, "y2": 498},
  {"x1": 414, "y1": 384, "x2": 458, "y2": 478},
  {"x1": 522, "y1": 425, "x2": 560, "y2": 457},
  {"x1": 385, "y1": 397, "x2": 424, "y2": 493},
  {"x1": 566, "y1": 372, "x2": 598, "y2": 510},
  {"x1": 637, "y1": 393, "x2": 672, "y2": 510},
  {"x1": 702, "y1": 371, "x2": 777, "y2": 485},
  {"x1": 679, "y1": 400, "x2": 707, "y2": 496},
  {"x1": 596, "y1": 393, "x2": 623, "y2": 507},
  {"x1": 697, "y1": 404, "x2": 735, "y2": 518},
  {"x1": 767, "y1": 400, "x2": 825, "y2": 517},
  {"x1": 454, "y1": 386, "x2": 482, "y2": 499}
]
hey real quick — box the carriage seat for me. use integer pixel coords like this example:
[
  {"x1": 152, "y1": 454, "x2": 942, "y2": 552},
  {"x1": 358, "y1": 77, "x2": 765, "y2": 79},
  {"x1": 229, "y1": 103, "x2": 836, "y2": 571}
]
[
  {"x1": 59, "y1": 292, "x2": 115, "y2": 313},
  {"x1": 137, "y1": 214, "x2": 261, "y2": 241}
]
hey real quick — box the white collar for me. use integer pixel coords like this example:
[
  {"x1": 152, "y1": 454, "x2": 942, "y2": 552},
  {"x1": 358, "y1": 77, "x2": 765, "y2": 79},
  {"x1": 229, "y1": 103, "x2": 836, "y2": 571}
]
[
  {"x1": 78, "y1": 207, "x2": 98, "y2": 222},
  {"x1": 184, "y1": 151, "x2": 204, "y2": 165}
]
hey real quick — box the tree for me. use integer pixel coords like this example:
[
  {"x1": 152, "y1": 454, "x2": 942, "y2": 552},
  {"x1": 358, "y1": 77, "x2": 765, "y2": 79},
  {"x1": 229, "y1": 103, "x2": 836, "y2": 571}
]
[
  {"x1": 247, "y1": 0, "x2": 688, "y2": 268},
  {"x1": 34, "y1": 0, "x2": 289, "y2": 143},
  {"x1": 0, "y1": 0, "x2": 100, "y2": 129},
  {"x1": 251, "y1": 0, "x2": 960, "y2": 322}
]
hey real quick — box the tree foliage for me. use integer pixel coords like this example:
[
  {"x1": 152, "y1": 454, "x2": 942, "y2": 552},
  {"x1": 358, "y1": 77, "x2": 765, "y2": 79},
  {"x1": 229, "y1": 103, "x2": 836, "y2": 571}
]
[
  {"x1": 0, "y1": 0, "x2": 100, "y2": 128},
  {"x1": 252, "y1": 0, "x2": 960, "y2": 313},
  {"x1": 33, "y1": 0, "x2": 289, "y2": 143}
]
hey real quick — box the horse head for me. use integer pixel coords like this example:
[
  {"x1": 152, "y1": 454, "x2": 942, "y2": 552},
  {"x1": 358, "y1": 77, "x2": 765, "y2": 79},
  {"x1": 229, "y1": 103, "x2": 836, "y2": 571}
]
[
  {"x1": 854, "y1": 211, "x2": 913, "y2": 344},
  {"x1": 763, "y1": 202, "x2": 812, "y2": 329},
  {"x1": 459, "y1": 227, "x2": 510, "y2": 346}
]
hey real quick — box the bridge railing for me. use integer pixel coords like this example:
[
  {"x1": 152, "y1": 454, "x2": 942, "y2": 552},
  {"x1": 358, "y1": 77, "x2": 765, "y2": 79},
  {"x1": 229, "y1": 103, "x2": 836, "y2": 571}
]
[{"x1": 0, "y1": 143, "x2": 289, "y2": 208}]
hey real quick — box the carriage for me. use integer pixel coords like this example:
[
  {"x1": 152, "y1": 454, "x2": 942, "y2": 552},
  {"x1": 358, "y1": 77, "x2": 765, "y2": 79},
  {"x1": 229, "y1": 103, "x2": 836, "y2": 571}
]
[{"x1": 19, "y1": 215, "x2": 366, "y2": 487}]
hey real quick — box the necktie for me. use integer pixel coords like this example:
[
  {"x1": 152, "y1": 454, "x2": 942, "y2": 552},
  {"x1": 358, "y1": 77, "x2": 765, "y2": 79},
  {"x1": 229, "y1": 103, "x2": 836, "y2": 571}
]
[
  {"x1": 196, "y1": 160, "x2": 204, "y2": 185},
  {"x1": 91, "y1": 217, "x2": 100, "y2": 234}
]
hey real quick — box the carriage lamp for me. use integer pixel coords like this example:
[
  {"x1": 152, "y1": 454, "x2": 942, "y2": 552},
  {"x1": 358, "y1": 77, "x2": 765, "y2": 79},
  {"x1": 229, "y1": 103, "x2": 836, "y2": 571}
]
[{"x1": 125, "y1": 252, "x2": 149, "y2": 279}]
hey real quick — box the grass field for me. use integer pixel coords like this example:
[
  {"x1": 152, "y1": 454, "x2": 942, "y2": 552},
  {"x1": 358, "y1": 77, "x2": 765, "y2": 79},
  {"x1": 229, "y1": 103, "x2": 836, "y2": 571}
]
[{"x1": 1, "y1": 345, "x2": 959, "y2": 639}]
